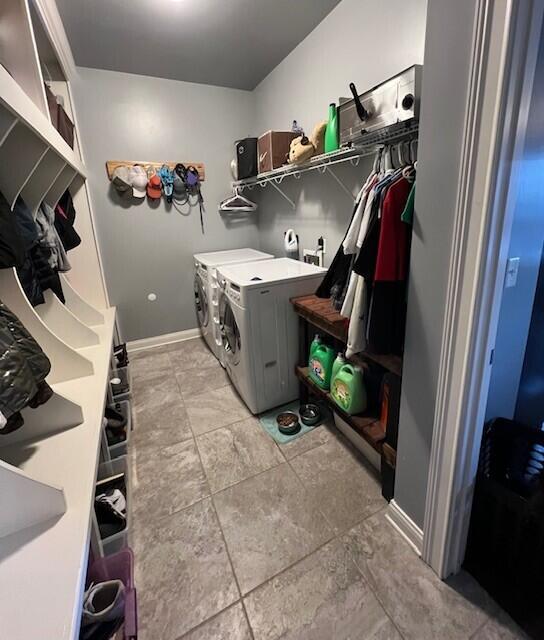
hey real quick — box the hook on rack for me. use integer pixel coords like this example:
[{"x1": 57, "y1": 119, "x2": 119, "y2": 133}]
[
  {"x1": 269, "y1": 180, "x2": 296, "y2": 210},
  {"x1": 349, "y1": 156, "x2": 361, "y2": 167},
  {"x1": 293, "y1": 171, "x2": 301, "y2": 180}
]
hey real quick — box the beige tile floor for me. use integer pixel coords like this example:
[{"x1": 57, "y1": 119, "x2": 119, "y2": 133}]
[{"x1": 128, "y1": 338, "x2": 528, "y2": 640}]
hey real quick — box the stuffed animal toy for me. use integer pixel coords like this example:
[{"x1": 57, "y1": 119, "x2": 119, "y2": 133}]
[
  {"x1": 287, "y1": 120, "x2": 327, "y2": 165},
  {"x1": 310, "y1": 120, "x2": 327, "y2": 155}
]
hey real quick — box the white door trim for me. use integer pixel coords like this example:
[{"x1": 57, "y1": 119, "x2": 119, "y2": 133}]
[{"x1": 422, "y1": 0, "x2": 544, "y2": 579}]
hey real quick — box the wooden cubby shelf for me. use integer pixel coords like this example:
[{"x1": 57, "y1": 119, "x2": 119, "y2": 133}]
[
  {"x1": 296, "y1": 365, "x2": 386, "y2": 454},
  {"x1": 291, "y1": 294, "x2": 403, "y2": 376}
]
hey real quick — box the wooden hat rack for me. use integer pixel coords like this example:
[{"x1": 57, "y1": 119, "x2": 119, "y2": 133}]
[{"x1": 105, "y1": 160, "x2": 206, "y2": 181}]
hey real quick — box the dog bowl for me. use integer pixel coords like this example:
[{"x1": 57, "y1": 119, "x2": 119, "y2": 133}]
[
  {"x1": 276, "y1": 411, "x2": 301, "y2": 435},
  {"x1": 299, "y1": 403, "x2": 322, "y2": 426}
]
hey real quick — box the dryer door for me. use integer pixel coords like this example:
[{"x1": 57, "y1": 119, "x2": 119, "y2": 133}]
[
  {"x1": 194, "y1": 274, "x2": 208, "y2": 328},
  {"x1": 220, "y1": 293, "x2": 241, "y2": 366}
]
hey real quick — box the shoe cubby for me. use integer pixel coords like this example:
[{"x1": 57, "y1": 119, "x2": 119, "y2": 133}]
[
  {"x1": 95, "y1": 455, "x2": 131, "y2": 557},
  {"x1": 106, "y1": 400, "x2": 131, "y2": 459},
  {"x1": 110, "y1": 366, "x2": 131, "y2": 401}
]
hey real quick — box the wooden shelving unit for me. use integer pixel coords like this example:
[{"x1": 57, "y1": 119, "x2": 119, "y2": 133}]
[
  {"x1": 291, "y1": 294, "x2": 403, "y2": 376},
  {"x1": 296, "y1": 366, "x2": 385, "y2": 454}
]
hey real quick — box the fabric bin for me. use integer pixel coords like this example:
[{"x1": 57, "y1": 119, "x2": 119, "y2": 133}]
[
  {"x1": 107, "y1": 400, "x2": 131, "y2": 459},
  {"x1": 258, "y1": 130, "x2": 297, "y2": 173},
  {"x1": 95, "y1": 456, "x2": 131, "y2": 556}
]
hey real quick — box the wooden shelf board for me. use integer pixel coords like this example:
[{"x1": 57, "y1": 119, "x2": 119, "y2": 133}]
[
  {"x1": 291, "y1": 294, "x2": 403, "y2": 376},
  {"x1": 296, "y1": 366, "x2": 385, "y2": 453},
  {"x1": 0, "y1": 307, "x2": 116, "y2": 640}
]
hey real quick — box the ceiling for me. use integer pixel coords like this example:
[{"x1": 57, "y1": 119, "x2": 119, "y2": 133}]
[{"x1": 55, "y1": 0, "x2": 341, "y2": 90}]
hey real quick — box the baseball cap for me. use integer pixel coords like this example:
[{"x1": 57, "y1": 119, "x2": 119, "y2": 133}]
[
  {"x1": 147, "y1": 173, "x2": 162, "y2": 199},
  {"x1": 129, "y1": 165, "x2": 148, "y2": 199},
  {"x1": 111, "y1": 166, "x2": 131, "y2": 198},
  {"x1": 172, "y1": 173, "x2": 187, "y2": 202}
]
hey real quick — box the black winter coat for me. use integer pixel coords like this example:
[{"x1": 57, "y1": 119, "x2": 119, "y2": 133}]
[{"x1": 0, "y1": 301, "x2": 51, "y2": 418}]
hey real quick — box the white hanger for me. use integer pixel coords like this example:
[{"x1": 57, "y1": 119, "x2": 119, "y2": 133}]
[{"x1": 219, "y1": 187, "x2": 257, "y2": 212}]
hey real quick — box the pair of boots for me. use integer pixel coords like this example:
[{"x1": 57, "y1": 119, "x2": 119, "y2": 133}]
[{"x1": 0, "y1": 380, "x2": 54, "y2": 435}]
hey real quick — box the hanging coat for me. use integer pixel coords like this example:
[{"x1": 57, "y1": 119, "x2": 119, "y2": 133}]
[{"x1": 0, "y1": 300, "x2": 51, "y2": 419}]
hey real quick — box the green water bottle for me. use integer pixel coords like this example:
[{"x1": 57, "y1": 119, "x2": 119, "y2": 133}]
[
  {"x1": 324, "y1": 103, "x2": 339, "y2": 153},
  {"x1": 309, "y1": 343, "x2": 335, "y2": 390},
  {"x1": 331, "y1": 364, "x2": 367, "y2": 415},
  {"x1": 331, "y1": 352, "x2": 346, "y2": 385}
]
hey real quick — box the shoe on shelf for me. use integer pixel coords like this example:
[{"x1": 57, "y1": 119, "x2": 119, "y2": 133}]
[
  {"x1": 104, "y1": 407, "x2": 127, "y2": 430},
  {"x1": 81, "y1": 579, "x2": 125, "y2": 640},
  {"x1": 106, "y1": 426, "x2": 126, "y2": 446}
]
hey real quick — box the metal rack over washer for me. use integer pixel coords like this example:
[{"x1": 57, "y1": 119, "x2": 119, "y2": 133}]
[{"x1": 232, "y1": 120, "x2": 419, "y2": 209}]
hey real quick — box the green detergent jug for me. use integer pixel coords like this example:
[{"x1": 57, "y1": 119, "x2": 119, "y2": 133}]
[
  {"x1": 331, "y1": 364, "x2": 367, "y2": 415},
  {"x1": 309, "y1": 334, "x2": 322, "y2": 361},
  {"x1": 309, "y1": 343, "x2": 335, "y2": 390},
  {"x1": 324, "y1": 103, "x2": 339, "y2": 153},
  {"x1": 331, "y1": 352, "x2": 346, "y2": 382}
]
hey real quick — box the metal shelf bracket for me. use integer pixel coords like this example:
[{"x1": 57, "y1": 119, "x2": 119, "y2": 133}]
[
  {"x1": 270, "y1": 180, "x2": 296, "y2": 209},
  {"x1": 325, "y1": 166, "x2": 355, "y2": 200}
]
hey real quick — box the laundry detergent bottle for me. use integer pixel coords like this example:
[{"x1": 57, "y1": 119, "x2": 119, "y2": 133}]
[
  {"x1": 331, "y1": 352, "x2": 346, "y2": 383},
  {"x1": 309, "y1": 342, "x2": 335, "y2": 390},
  {"x1": 309, "y1": 334, "x2": 322, "y2": 361},
  {"x1": 331, "y1": 364, "x2": 367, "y2": 415}
]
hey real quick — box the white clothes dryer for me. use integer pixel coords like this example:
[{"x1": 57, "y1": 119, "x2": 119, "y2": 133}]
[
  {"x1": 217, "y1": 258, "x2": 325, "y2": 414},
  {"x1": 193, "y1": 248, "x2": 273, "y2": 360}
]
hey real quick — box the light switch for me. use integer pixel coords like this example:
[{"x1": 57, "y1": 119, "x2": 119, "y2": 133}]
[{"x1": 505, "y1": 257, "x2": 520, "y2": 288}]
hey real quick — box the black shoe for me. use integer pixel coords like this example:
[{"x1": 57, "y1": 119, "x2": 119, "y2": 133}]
[{"x1": 104, "y1": 407, "x2": 127, "y2": 430}]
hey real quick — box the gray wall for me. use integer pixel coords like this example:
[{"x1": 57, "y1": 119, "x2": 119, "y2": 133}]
[
  {"x1": 485, "y1": 32, "x2": 544, "y2": 423},
  {"x1": 72, "y1": 67, "x2": 259, "y2": 341},
  {"x1": 394, "y1": 0, "x2": 478, "y2": 527},
  {"x1": 251, "y1": 0, "x2": 428, "y2": 263}
]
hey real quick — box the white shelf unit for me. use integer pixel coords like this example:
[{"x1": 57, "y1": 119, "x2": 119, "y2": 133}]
[
  {"x1": 0, "y1": 2, "x2": 118, "y2": 638},
  {"x1": 0, "y1": 290, "x2": 116, "y2": 640}
]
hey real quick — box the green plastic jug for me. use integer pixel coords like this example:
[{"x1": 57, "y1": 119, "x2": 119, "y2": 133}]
[
  {"x1": 331, "y1": 364, "x2": 367, "y2": 415},
  {"x1": 309, "y1": 343, "x2": 335, "y2": 390},
  {"x1": 331, "y1": 352, "x2": 346, "y2": 382},
  {"x1": 309, "y1": 334, "x2": 322, "y2": 361},
  {"x1": 324, "y1": 103, "x2": 339, "y2": 153}
]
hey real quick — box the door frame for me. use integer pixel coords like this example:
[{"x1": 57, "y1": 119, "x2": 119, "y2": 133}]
[{"x1": 422, "y1": 0, "x2": 544, "y2": 579}]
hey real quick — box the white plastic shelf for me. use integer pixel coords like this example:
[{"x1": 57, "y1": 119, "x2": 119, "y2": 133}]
[{"x1": 0, "y1": 307, "x2": 116, "y2": 640}]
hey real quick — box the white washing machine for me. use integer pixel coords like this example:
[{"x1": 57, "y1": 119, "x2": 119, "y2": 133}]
[
  {"x1": 218, "y1": 258, "x2": 325, "y2": 414},
  {"x1": 194, "y1": 248, "x2": 273, "y2": 360}
]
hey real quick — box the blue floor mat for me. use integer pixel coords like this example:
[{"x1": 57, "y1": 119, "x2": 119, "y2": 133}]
[{"x1": 259, "y1": 401, "x2": 328, "y2": 444}]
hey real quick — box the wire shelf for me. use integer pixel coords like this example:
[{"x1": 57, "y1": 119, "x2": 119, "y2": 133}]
[{"x1": 232, "y1": 119, "x2": 419, "y2": 192}]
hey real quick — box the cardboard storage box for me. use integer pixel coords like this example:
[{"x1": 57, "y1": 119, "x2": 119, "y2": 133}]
[{"x1": 258, "y1": 130, "x2": 297, "y2": 173}]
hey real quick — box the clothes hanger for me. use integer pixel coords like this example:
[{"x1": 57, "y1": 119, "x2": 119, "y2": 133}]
[{"x1": 219, "y1": 187, "x2": 257, "y2": 212}]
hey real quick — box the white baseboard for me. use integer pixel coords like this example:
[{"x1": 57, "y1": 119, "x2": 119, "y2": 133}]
[
  {"x1": 386, "y1": 500, "x2": 423, "y2": 555},
  {"x1": 127, "y1": 328, "x2": 202, "y2": 353}
]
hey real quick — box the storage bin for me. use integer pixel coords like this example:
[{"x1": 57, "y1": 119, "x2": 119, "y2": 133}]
[
  {"x1": 95, "y1": 455, "x2": 131, "y2": 557},
  {"x1": 111, "y1": 366, "x2": 131, "y2": 401},
  {"x1": 106, "y1": 400, "x2": 131, "y2": 459},
  {"x1": 258, "y1": 130, "x2": 297, "y2": 173},
  {"x1": 86, "y1": 548, "x2": 138, "y2": 640},
  {"x1": 464, "y1": 418, "x2": 544, "y2": 636}
]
